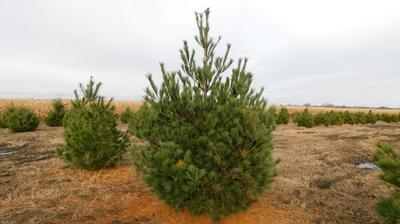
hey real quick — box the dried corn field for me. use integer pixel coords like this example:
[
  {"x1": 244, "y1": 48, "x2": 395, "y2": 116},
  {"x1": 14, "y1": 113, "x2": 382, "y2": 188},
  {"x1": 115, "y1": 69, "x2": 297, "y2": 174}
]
[{"x1": 0, "y1": 99, "x2": 143, "y2": 120}]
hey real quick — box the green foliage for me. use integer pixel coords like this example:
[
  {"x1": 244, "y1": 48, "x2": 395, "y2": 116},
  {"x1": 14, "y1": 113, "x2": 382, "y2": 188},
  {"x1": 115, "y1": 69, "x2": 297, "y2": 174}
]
[
  {"x1": 1, "y1": 106, "x2": 16, "y2": 128},
  {"x1": 57, "y1": 77, "x2": 129, "y2": 170},
  {"x1": 128, "y1": 104, "x2": 152, "y2": 136},
  {"x1": 294, "y1": 109, "x2": 396, "y2": 127},
  {"x1": 45, "y1": 99, "x2": 66, "y2": 127},
  {"x1": 389, "y1": 114, "x2": 399, "y2": 123},
  {"x1": 276, "y1": 107, "x2": 289, "y2": 125},
  {"x1": 267, "y1": 106, "x2": 277, "y2": 121},
  {"x1": 354, "y1": 112, "x2": 367, "y2": 124},
  {"x1": 374, "y1": 142, "x2": 400, "y2": 223},
  {"x1": 367, "y1": 110, "x2": 377, "y2": 124},
  {"x1": 2, "y1": 107, "x2": 39, "y2": 132},
  {"x1": 120, "y1": 107, "x2": 134, "y2": 124},
  {"x1": 383, "y1": 113, "x2": 393, "y2": 123},
  {"x1": 295, "y1": 108, "x2": 314, "y2": 128},
  {"x1": 291, "y1": 109, "x2": 397, "y2": 127},
  {"x1": 375, "y1": 194, "x2": 400, "y2": 224},
  {"x1": 376, "y1": 113, "x2": 383, "y2": 121},
  {"x1": 344, "y1": 111, "x2": 356, "y2": 125},
  {"x1": 328, "y1": 111, "x2": 344, "y2": 126},
  {"x1": 129, "y1": 9, "x2": 276, "y2": 220},
  {"x1": 344, "y1": 111, "x2": 379, "y2": 125},
  {"x1": 378, "y1": 113, "x2": 397, "y2": 123},
  {"x1": 0, "y1": 113, "x2": 6, "y2": 128},
  {"x1": 314, "y1": 112, "x2": 330, "y2": 127},
  {"x1": 313, "y1": 111, "x2": 344, "y2": 127},
  {"x1": 392, "y1": 114, "x2": 399, "y2": 123}
]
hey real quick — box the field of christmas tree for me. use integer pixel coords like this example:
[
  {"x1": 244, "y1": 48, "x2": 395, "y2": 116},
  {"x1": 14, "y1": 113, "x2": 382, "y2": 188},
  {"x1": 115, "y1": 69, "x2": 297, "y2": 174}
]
[{"x1": 1, "y1": 6, "x2": 400, "y2": 224}]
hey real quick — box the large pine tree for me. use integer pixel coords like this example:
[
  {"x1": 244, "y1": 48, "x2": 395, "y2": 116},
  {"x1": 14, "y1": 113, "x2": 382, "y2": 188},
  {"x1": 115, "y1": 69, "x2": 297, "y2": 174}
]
[{"x1": 130, "y1": 9, "x2": 277, "y2": 220}]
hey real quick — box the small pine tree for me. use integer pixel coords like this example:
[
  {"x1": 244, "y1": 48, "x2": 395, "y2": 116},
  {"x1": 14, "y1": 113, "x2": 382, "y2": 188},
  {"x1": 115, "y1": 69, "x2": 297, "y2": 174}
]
[
  {"x1": 381, "y1": 113, "x2": 398, "y2": 123},
  {"x1": 45, "y1": 99, "x2": 66, "y2": 127},
  {"x1": 391, "y1": 114, "x2": 399, "y2": 123},
  {"x1": 354, "y1": 112, "x2": 367, "y2": 124},
  {"x1": 0, "y1": 113, "x2": 6, "y2": 128},
  {"x1": 128, "y1": 104, "x2": 153, "y2": 139},
  {"x1": 3, "y1": 107, "x2": 39, "y2": 132},
  {"x1": 373, "y1": 142, "x2": 400, "y2": 224},
  {"x1": 367, "y1": 110, "x2": 377, "y2": 124},
  {"x1": 381, "y1": 113, "x2": 392, "y2": 123},
  {"x1": 376, "y1": 113, "x2": 383, "y2": 122},
  {"x1": 329, "y1": 111, "x2": 344, "y2": 126},
  {"x1": 57, "y1": 77, "x2": 129, "y2": 169},
  {"x1": 120, "y1": 107, "x2": 134, "y2": 124},
  {"x1": 130, "y1": 9, "x2": 277, "y2": 220},
  {"x1": 276, "y1": 107, "x2": 289, "y2": 125},
  {"x1": 296, "y1": 108, "x2": 314, "y2": 128},
  {"x1": 267, "y1": 106, "x2": 277, "y2": 123},
  {"x1": 314, "y1": 112, "x2": 330, "y2": 127},
  {"x1": 388, "y1": 114, "x2": 396, "y2": 123},
  {"x1": 1, "y1": 106, "x2": 16, "y2": 128},
  {"x1": 344, "y1": 111, "x2": 356, "y2": 125}
]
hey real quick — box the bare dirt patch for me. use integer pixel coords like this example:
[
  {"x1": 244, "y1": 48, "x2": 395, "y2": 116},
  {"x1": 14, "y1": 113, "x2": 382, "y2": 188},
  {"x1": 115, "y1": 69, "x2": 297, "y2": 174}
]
[{"x1": 1, "y1": 122, "x2": 399, "y2": 223}]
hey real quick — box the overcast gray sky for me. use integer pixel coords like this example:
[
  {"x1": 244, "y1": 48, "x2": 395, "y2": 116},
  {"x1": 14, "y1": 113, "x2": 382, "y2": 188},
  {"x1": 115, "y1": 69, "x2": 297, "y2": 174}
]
[{"x1": 0, "y1": 0, "x2": 399, "y2": 107}]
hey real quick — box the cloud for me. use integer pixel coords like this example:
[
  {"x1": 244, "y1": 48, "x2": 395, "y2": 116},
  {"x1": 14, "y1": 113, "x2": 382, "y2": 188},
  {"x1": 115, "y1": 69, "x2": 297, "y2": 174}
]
[{"x1": 0, "y1": 0, "x2": 399, "y2": 107}]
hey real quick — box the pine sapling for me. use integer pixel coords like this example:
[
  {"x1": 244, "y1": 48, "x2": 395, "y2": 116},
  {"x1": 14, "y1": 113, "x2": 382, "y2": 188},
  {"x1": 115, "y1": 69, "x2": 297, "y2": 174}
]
[
  {"x1": 367, "y1": 110, "x2": 377, "y2": 124},
  {"x1": 3, "y1": 106, "x2": 39, "y2": 132},
  {"x1": 276, "y1": 107, "x2": 289, "y2": 125},
  {"x1": 57, "y1": 77, "x2": 129, "y2": 169},
  {"x1": 120, "y1": 107, "x2": 134, "y2": 124},
  {"x1": 45, "y1": 99, "x2": 66, "y2": 127},
  {"x1": 296, "y1": 108, "x2": 314, "y2": 128}
]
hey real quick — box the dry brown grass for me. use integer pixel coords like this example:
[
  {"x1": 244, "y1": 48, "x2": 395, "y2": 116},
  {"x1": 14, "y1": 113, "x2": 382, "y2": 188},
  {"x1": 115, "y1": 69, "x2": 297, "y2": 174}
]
[
  {"x1": 0, "y1": 124, "x2": 304, "y2": 224},
  {"x1": 1, "y1": 122, "x2": 399, "y2": 223}
]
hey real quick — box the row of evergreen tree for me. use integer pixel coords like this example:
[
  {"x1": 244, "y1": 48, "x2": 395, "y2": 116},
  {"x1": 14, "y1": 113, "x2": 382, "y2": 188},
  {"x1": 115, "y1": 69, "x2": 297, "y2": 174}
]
[
  {"x1": 2, "y1": 102, "x2": 398, "y2": 133},
  {"x1": 0, "y1": 99, "x2": 66, "y2": 132},
  {"x1": 292, "y1": 108, "x2": 400, "y2": 128},
  {"x1": 264, "y1": 106, "x2": 400, "y2": 128},
  {"x1": 0, "y1": 98, "x2": 135, "y2": 132}
]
